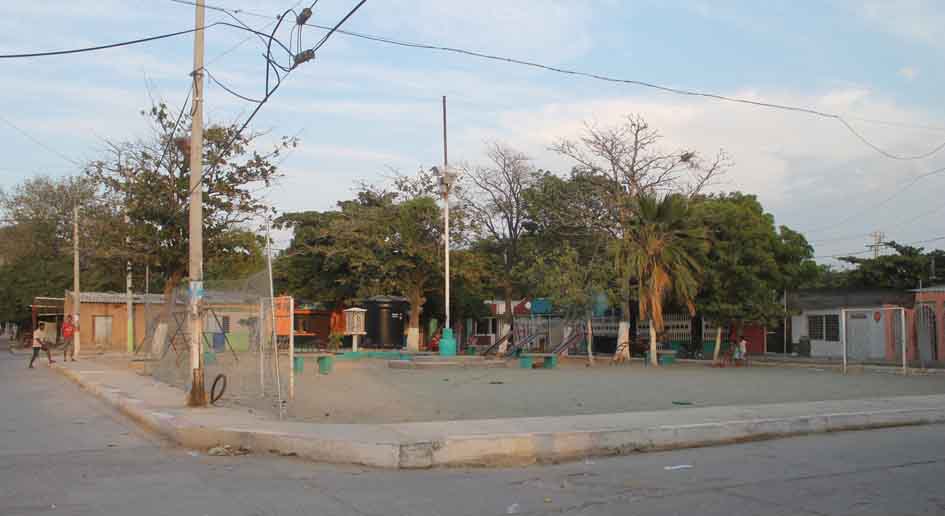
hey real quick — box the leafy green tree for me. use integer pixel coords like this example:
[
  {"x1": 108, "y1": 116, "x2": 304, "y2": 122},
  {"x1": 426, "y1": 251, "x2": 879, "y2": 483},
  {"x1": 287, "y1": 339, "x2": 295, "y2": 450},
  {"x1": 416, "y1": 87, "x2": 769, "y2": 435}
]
[
  {"x1": 0, "y1": 176, "x2": 121, "y2": 325},
  {"x1": 86, "y1": 103, "x2": 292, "y2": 303},
  {"x1": 692, "y1": 193, "x2": 816, "y2": 360},
  {"x1": 553, "y1": 115, "x2": 727, "y2": 358},
  {"x1": 839, "y1": 242, "x2": 945, "y2": 289},
  {"x1": 617, "y1": 194, "x2": 707, "y2": 366}
]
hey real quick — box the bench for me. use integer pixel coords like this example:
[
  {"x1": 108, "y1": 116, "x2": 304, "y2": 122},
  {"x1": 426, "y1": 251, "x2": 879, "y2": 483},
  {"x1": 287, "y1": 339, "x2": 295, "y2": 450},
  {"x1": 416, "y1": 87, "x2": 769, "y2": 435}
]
[
  {"x1": 519, "y1": 353, "x2": 558, "y2": 369},
  {"x1": 643, "y1": 349, "x2": 677, "y2": 366},
  {"x1": 293, "y1": 352, "x2": 335, "y2": 374}
]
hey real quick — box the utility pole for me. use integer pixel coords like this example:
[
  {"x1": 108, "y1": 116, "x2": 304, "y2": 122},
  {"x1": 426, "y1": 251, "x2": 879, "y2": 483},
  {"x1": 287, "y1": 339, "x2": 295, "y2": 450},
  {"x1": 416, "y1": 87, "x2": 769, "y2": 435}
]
[
  {"x1": 125, "y1": 203, "x2": 133, "y2": 353},
  {"x1": 73, "y1": 204, "x2": 81, "y2": 357},
  {"x1": 187, "y1": 0, "x2": 207, "y2": 407}
]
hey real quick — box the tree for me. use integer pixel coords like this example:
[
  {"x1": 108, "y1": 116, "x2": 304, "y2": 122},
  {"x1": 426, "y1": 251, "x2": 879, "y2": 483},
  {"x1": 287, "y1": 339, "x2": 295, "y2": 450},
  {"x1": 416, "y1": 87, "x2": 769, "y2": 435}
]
[
  {"x1": 839, "y1": 243, "x2": 945, "y2": 289},
  {"x1": 87, "y1": 102, "x2": 291, "y2": 307},
  {"x1": 692, "y1": 193, "x2": 816, "y2": 361},
  {"x1": 524, "y1": 171, "x2": 620, "y2": 363},
  {"x1": 0, "y1": 175, "x2": 121, "y2": 324},
  {"x1": 617, "y1": 194, "x2": 707, "y2": 366},
  {"x1": 553, "y1": 115, "x2": 727, "y2": 359},
  {"x1": 458, "y1": 143, "x2": 538, "y2": 338}
]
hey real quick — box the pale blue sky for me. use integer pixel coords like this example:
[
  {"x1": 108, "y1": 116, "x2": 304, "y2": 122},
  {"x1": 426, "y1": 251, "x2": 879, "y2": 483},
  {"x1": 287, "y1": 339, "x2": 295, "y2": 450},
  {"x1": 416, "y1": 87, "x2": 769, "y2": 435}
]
[{"x1": 2, "y1": 1, "x2": 944, "y2": 262}]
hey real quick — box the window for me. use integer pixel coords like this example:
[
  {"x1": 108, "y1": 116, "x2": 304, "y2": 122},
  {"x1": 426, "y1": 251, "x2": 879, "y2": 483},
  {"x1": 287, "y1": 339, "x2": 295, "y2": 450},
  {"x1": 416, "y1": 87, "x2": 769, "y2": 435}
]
[
  {"x1": 824, "y1": 314, "x2": 840, "y2": 342},
  {"x1": 808, "y1": 315, "x2": 825, "y2": 340}
]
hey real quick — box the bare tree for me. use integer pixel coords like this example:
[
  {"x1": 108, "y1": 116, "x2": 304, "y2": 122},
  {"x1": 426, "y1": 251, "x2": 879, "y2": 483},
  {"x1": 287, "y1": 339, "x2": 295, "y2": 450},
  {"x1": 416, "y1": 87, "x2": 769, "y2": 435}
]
[
  {"x1": 458, "y1": 143, "x2": 538, "y2": 339},
  {"x1": 552, "y1": 114, "x2": 729, "y2": 361}
]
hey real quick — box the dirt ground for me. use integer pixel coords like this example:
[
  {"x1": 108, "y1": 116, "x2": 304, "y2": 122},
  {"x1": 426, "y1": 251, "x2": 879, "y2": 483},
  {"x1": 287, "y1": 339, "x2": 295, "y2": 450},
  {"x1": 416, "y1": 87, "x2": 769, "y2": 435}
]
[{"x1": 164, "y1": 354, "x2": 945, "y2": 424}]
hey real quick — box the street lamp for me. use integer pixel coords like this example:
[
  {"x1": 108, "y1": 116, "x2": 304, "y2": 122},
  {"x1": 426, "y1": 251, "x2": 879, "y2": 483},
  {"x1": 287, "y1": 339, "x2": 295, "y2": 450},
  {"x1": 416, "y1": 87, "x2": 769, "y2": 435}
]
[{"x1": 431, "y1": 165, "x2": 458, "y2": 356}]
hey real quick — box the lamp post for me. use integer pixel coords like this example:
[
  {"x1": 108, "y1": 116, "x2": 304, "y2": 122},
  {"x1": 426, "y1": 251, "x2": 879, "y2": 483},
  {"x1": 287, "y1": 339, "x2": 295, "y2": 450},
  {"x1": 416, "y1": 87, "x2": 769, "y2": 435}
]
[{"x1": 432, "y1": 165, "x2": 458, "y2": 357}]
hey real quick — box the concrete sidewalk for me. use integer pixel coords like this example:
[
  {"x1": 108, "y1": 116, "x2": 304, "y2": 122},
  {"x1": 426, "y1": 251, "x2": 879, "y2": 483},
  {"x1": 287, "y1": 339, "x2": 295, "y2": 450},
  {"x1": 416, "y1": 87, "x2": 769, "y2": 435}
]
[{"x1": 54, "y1": 359, "x2": 945, "y2": 469}]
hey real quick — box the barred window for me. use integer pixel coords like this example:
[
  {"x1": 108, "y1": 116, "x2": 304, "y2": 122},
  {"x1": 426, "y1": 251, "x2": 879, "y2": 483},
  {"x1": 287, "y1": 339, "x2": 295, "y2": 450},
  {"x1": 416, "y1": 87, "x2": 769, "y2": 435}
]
[
  {"x1": 808, "y1": 315, "x2": 825, "y2": 340},
  {"x1": 824, "y1": 314, "x2": 840, "y2": 342}
]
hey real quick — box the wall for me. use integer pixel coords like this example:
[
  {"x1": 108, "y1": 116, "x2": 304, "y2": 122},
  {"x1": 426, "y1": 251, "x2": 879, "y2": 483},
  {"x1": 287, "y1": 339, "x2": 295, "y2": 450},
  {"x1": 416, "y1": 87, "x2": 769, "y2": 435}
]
[
  {"x1": 63, "y1": 297, "x2": 153, "y2": 354},
  {"x1": 793, "y1": 309, "x2": 842, "y2": 357}
]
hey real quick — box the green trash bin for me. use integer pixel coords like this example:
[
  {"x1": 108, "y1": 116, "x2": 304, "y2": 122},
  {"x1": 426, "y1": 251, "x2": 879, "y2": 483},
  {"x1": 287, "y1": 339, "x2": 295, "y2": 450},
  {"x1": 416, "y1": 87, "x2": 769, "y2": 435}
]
[
  {"x1": 293, "y1": 356, "x2": 304, "y2": 374},
  {"x1": 204, "y1": 351, "x2": 217, "y2": 365},
  {"x1": 317, "y1": 355, "x2": 334, "y2": 374},
  {"x1": 519, "y1": 355, "x2": 534, "y2": 369}
]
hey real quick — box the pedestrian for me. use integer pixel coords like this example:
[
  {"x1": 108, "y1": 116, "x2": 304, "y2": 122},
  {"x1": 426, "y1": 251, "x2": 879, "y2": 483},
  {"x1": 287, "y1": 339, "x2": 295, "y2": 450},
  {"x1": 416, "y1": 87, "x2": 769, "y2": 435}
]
[
  {"x1": 29, "y1": 323, "x2": 56, "y2": 369},
  {"x1": 62, "y1": 315, "x2": 77, "y2": 362}
]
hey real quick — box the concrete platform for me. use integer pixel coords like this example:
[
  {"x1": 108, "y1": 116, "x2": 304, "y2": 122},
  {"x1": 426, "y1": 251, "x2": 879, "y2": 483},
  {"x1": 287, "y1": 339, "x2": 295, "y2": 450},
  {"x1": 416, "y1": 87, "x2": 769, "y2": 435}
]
[
  {"x1": 52, "y1": 359, "x2": 945, "y2": 469},
  {"x1": 388, "y1": 357, "x2": 508, "y2": 369}
]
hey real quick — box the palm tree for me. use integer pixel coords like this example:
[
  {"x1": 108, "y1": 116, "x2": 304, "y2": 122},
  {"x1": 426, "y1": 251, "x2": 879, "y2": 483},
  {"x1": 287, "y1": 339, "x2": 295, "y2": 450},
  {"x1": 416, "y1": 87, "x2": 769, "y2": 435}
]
[{"x1": 617, "y1": 194, "x2": 707, "y2": 366}]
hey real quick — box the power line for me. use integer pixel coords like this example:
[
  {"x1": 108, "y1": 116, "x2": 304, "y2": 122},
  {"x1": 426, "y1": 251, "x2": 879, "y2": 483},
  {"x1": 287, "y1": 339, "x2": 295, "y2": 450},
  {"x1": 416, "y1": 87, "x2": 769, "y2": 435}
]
[
  {"x1": 804, "y1": 164, "x2": 945, "y2": 235},
  {"x1": 289, "y1": 23, "x2": 945, "y2": 162},
  {"x1": 205, "y1": 68, "x2": 262, "y2": 103},
  {"x1": 815, "y1": 236, "x2": 945, "y2": 259},
  {"x1": 0, "y1": 113, "x2": 81, "y2": 166},
  {"x1": 0, "y1": 22, "x2": 291, "y2": 59},
  {"x1": 180, "y1": 0, "x2": 368, "y2": 204},
  {"x1": 172, "y1": 0, "x2": 945, "y2": 161}
]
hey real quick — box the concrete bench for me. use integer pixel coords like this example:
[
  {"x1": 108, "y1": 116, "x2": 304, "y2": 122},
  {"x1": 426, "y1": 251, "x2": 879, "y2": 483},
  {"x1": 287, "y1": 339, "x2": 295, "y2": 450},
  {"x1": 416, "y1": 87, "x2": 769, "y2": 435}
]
[
  {"x1": 643, "y1": 349, "x2": 677, "y2": 366},
  {"x1": 519, "y1": 353, "x2": 558, "y2": 369},
  {"x1": 293, "y1": 353, "x2": 334, "y2": 374}
]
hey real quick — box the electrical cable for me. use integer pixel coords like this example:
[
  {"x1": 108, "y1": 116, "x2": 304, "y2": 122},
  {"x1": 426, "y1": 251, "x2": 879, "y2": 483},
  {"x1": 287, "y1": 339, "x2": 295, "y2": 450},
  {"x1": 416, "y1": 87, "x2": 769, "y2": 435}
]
[
  {"x1": 180, "y1": 0, "x2": 368, "y2": 205},
  {"x1": 300, "y1": 22, "x2": 945, "y2": 162},
  {"x1": 0, "y1": 21, "x2": 292, "y2": 60},
  {"x1": 0, "y1": 113, "x2": 81, "y2": 166},
  {"x1": 804, "y1": 165, "x2": 945, "y2": 235},
  {"x1": 205, "y1": 68, "x2": 262, "y2": 103},
  {"x1": 815, "y1": 236, "x2": 945, "y2": 259},
  {"x1": 169, "y1": 0, "x2": 945, "y2": 161}
]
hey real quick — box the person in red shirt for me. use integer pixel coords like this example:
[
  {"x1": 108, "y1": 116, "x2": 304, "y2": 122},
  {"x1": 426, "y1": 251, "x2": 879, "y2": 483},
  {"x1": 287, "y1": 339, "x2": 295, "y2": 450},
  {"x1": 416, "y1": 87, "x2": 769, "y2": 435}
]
[{"x1": 62, "y1": 316, "x2": 77, "y2": 362}]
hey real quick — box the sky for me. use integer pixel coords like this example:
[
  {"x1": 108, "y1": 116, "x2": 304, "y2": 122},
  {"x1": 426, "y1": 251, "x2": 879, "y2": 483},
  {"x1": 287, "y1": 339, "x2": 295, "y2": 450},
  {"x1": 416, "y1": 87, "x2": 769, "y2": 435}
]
[{"x1": 1, "y1": 0, "x2": 944, "y2": 263}]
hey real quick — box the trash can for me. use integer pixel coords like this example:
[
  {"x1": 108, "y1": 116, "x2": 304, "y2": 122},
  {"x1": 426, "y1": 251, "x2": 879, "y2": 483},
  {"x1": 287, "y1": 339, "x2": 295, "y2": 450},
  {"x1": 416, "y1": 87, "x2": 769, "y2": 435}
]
[
  {"x1": 519, "y1": 355, "x2": 533, "y2": 369},
  {"x1": 317, "y1": 355, "x2": 334, "y2": 374},
  {"x1": 293, "y1": 356, "x2": 304, "y2": 373}
]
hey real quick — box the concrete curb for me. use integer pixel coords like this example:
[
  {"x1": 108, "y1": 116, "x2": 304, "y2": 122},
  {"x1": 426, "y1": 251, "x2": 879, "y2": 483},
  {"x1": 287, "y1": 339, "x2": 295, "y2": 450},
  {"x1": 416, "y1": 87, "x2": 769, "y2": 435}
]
[{"x1": 54, "y1": 364, "x2": 945, "y2": 469}]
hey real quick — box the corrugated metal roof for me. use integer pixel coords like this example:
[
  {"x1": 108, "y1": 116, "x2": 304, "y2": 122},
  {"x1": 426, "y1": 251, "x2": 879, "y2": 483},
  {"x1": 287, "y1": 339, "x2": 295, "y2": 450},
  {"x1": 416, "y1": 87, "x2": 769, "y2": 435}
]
[
  {"x1": 788, "y1": 288, "x2": 915, "y2": 310},
  {"x1": 66, "y1": 291, "x2": 167, "y2": 304},
  {"x1": 912, "y1": 285, "x2": 945, "y2": 293}
]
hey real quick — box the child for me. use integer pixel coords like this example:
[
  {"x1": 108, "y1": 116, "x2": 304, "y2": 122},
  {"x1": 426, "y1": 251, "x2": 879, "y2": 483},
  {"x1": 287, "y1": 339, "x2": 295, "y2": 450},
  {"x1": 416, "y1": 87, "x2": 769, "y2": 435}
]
[
  {"x1": 62, "y1": 315, "x2": 77, "y2": 362},
  {"x1": 29, "y1": 323, "x2": 56, "y2": 368}
]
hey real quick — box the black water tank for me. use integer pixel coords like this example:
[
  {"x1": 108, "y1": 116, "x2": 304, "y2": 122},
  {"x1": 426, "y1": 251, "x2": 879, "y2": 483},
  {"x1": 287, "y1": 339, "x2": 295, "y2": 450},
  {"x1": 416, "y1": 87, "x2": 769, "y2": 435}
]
[{"x1": 364, "y1": 295, "x2": 408, "y2": 348}]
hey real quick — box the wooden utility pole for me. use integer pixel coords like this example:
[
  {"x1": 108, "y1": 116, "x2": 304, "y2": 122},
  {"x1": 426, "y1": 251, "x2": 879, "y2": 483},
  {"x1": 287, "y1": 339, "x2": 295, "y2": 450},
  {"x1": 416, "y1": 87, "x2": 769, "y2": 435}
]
[
  {"x1": 187, "y1": 0, "x2": 207, "y2": 407},
  {"x1": 73, "y1": 204, "x2": 81, "y2": 356}
]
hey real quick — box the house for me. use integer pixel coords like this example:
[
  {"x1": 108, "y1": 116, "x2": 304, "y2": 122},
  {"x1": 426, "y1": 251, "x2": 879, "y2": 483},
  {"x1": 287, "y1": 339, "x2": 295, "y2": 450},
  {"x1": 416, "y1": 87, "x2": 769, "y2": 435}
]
[
  {"x1": 787, "y1": 288, "x2": 915, "y2": 362},
  {"x1": 63, "y1": 290, "x2": 262, "y2": 355},
  {"x1": 63, "y1": 291, "x2": 163, "y2": 353}
]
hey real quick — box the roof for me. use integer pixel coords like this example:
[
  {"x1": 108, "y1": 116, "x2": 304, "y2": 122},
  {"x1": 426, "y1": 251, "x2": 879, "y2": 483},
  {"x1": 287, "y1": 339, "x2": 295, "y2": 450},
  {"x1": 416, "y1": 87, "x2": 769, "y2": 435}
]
[
  {"x1": 66, "y1": 291, "x2": 167, "y2": 305},
  {"x1": 788, "y1": 288, "x2": 915, "y2": 311},
  {"x1": 912, "y1": 285, "x2": 945, "y2": 293}
]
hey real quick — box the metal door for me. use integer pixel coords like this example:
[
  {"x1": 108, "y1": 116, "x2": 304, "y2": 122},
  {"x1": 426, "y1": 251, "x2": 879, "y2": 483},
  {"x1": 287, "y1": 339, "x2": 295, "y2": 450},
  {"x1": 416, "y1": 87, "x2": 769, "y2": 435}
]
[
  {"x1": 916, "y1": 304, "x2": 938, "y2": 364},
  {"x1": 94, "y1": 316, "x2": 112, "y2": 351},
  {"x1": 845, "y1": 312, "x2": 870, "y2": 361}
]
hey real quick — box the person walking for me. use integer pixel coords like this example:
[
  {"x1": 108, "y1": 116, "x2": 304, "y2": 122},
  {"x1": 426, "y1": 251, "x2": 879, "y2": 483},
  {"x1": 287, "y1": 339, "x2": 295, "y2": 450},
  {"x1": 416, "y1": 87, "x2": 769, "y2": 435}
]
[
  {"x1": 29, "y1": 323, "x2": 56, "y2": 368},
  {"x1": 62, "y1": 316, "x2": 77, "y2": 362}
]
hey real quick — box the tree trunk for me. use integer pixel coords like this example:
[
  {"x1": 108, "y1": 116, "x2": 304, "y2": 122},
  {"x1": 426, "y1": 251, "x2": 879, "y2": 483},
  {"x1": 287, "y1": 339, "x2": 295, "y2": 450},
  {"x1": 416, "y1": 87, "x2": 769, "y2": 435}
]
[
  {"x1": 649, "y1": 320, "x2": 659, "y2": 366},
  {"x1": 503, "y1": 280, "x2": 514, "y2": 336},
  {"x1": 586, "y1": 313, "x2": 594, "y2": 366},
  {"x1": 613, "y1": 296, "x2": 632, "y2": 362},
  {"x1": 713, "y1": 326, "x2": 722, "y2": 363},
  {"x1": 406, "y1": 286, "x2": 423, "y2": 352}
]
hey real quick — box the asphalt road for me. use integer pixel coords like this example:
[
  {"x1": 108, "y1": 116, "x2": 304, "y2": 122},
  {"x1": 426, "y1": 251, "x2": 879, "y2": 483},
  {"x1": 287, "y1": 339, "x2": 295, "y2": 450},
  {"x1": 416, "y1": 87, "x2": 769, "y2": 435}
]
[{"x1": 2, "y1": 348, "x2": 945, "y2": 516}]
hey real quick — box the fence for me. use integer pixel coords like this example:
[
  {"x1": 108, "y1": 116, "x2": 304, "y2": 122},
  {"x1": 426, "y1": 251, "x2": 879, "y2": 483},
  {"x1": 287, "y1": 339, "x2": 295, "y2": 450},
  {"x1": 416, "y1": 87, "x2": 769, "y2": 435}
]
[
  {"x1": 840, "y1": 307, "x2": 907, "y2": 374},
  {"x1": 141, "y1": 269, "x2": 293, "y2": 412}
]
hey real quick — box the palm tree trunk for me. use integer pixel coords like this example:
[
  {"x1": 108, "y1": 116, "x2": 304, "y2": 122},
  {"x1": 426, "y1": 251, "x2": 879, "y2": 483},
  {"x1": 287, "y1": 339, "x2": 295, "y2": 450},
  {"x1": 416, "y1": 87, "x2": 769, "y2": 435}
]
[
  {"x1": 712, "y1": 326, "x2": 722, "y2": 363},
  {"x1": 649, "y1": 320, "x2": 659, "y2": 366}
]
